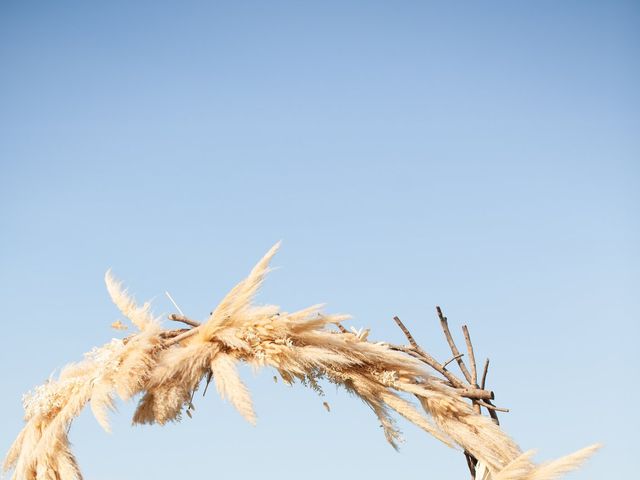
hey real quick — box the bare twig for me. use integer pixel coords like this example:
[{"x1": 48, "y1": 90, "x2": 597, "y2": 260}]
[
  {"x1": 162, "y1": 313, "x2": 203, "y2": 345},
  {"x1": 477, "y1": 400, "x2": 509, "y2": 413},
  {"x1": 465, "y1": 451, "x2": 477, "y2": 479},
  {"x1": 335, "y1": 323, "x2": 348, "y2": 333},
  {"x1": 462, "y1": 325, "x2": 478, "y2": 386},
  {"x1": 480, "y1": 358, "x2": 490, "y2": 390},
  {"x1": 202, "y1": 370, "x2": 213, "y2": 397},
  {"x1": 454, "y1": 388, "x2": 494, "y2": 400},
  {"x1": 388, "y1": 343, "x2": 466, "y2": 388},
  {"x1": 168, "y1": 313, "x2": 201, "y2": 328},
  {"x1": 168, "y1": 313, "x2": 200, "y2": 327},
  {"x1": 164, "y1": 326, "x2": 201, "y2": 346},
  {"x1": 158, "y1": 328, "x2": 190, "y2": 339},
  {"x1": 437, "y1": 306, "x2": 474, "y2": 384},
  {"x1": 391, "y1": 308, "x2": 510, "y2": 479},
  {"x1": 486, "y1": 402, "x2": 501, "y2": 424},
  {"x1": 393, "y1": 316, "x2": 419, "y2": 349},
  {"x1": 443, "y1": 353, "x2": 465, "y2": 369}
]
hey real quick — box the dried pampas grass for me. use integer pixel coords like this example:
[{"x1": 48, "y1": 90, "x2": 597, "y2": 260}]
[{"x1": 4, "y1": 244, "x2": 600, "y2": 480}]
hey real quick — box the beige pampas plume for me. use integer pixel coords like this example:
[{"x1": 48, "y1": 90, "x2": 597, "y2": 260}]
[
  {"x1": 4, "y1": 275, "x2": 162, "y2": 479},
  {"x1": 528, "y1": 444, "x2": 601, "y2": 480},
  {"x1": 199, "y1": 241, "x2": 280, "y2": 340},
  {"x1": 132, "y1": 343, "x2": 213, "y2": 425},
  {"x1": 4, "y1": 244, "x2": 600, "y2": 480},
  {"x1": 488, "y1": 444, "x2": 601, "y2": 480},
  {"x1": 491, "y1": 451, "x2": 537, "y2": 480},
  {"x1": 210, "y1": 353, "x2": 256, "y2": 424},
  {"x1": 105, "y1": 269, "x2": 154, "y2": 331},
  {"x1": 90, "y1": 375, "x2": 116, "y2": 433}
]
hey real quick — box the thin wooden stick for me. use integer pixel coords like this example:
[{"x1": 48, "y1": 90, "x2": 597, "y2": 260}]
[
  {"x1": 483, "y1": 399, "x2": 501, "y2": 425},
  {"x1": 388, "y1": 343, "x2": 466, "y2": 388},
  {"x1": 391, "y1": 308, "x2": 509, "y2": 479},
  {"x1": 477, "y1": 400, "x2": 509, "y2": 412},
  {"x1": 387, "y1": 344, "x2": 494, "y2": 400},
  {"x1": 335, "y1": 323, "x2": 348, "y2": 333},
  {"x1": 488, "y1": 410, "x2": 500, "y2": 424},
  {"x1": 164, "y1": 326, "x2": 201, "y2": 346},
  {"x1": 158, "y1": 328, "x2": 189, "y2": 339},
  {"x1": 437, "y1": 306, "x2": 474, "y2": 384},
  {"x1": 392, "y1": 316, "x2": 468, "y2": 387},
  {"x1": 462, "y1": 325, "x2": 478, "y2": 386},
  {"x1": 168, "y1": 313, "x2": 201, "y2": 328},
  {"x1": 393, "y1": 316, "x2": 419, "y2": 349},
  {"x1": 464, "y1": 451, "x2": 477, "y2": 479},
  {"x1": 202, "y1": 370, "x2": 213, "y2": 397},
  {"x1": 443, "y1": 353, "x2": 465, "y2": 369},
  {"x1": 480, "y1": 358, "x2": 490, "y2": 390},
  {"x1": 454, "y1": 388, "x2": 494, "y2": 400}
]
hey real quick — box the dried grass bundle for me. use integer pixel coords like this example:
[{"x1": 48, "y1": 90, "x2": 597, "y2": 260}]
[{"x1": 3, "y1": 244, "x2": 599, "y2": 480}]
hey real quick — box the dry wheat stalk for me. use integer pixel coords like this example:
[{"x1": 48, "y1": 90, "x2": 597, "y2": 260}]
[{"x1": 3, "y1": 243, "x2": 600, "y2": 480}]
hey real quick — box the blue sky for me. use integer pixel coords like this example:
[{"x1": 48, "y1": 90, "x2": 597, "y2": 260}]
[{"x1": 1, "y1": 1, "x2": 638, "y2": 478}]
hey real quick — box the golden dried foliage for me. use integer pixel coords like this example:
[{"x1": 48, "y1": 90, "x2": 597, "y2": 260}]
[{"x1": 4, "y1": 244, "x2": 599, "y2": 480}]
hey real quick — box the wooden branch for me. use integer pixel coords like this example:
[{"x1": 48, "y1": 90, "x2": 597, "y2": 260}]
[
  {"x1": 443, "y1": 353, "x2": 464, "y2": 369},
  {"x1": 387, "y1": 345, "x2": 493, "y2": 401},
  {"x1": 168, "y1": 313, "x2": 201, "y2": 328},
  {"x1": 388, "y1": 342, "x2": 466, "y2": 388},
  {"x1": 436, "y1": 306, "x2": 474, "y2": 384},
  {"x1": 480, "y1": 358, "x2": 490, "y2": 390},
  {"x1": 164, "y1": 326, "x2": 201, "y2": 346},
  {"x1": 335, "y1": 323, "x2": 348, "y2": 333},
  {"x1": 454, "y1": 388, "x2": 494, "y2": 400},
  {"x1": 393, "y1": 316, "x2": 419, "y2": 349},
  {"x1": 486, "y1": 400, "x2": 500, "y2": 425},
  {"x1": 158, "y1": 328, "x2": 189, "y2": 339},
  {"x1": 157, "y1": 313, "x2": 204, "y2": 346},
  {"x1": 488, "y1": 408, "x2": 500, "y2": 425},
  {"x1": 462, "y1": 325, "x2": 478, "y2": 386},
  {"x1": 477, "y1": 400, "x2": 509, "y2": 413},
  {"x1": 202, "y1": 370, "x2": 213, "y2": 397},
  {"x1": 390, "y1": 308, "x2": 509, "y2": 479},
  {"x1": 465, "y1": 451, "x2": 477, "y2": 479}
]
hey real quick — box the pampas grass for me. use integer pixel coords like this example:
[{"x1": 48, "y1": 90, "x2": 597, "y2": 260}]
[{"x1": 4, "y1": 244, "x2": 600, "y2": 480}]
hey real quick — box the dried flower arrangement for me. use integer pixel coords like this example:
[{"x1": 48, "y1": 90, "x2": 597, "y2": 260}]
[{"x1": 4, "y1": 243, "x2": 599, "y2": 480}]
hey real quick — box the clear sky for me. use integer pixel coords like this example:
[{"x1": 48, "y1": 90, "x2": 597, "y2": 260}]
[{"x1": 1, "y1": 1, "x2": 638, "y2": 478}]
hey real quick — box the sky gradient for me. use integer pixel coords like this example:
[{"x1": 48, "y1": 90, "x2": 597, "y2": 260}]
[{"x1": 1, "y1": 1, "x2": 638, "y2": 478}]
